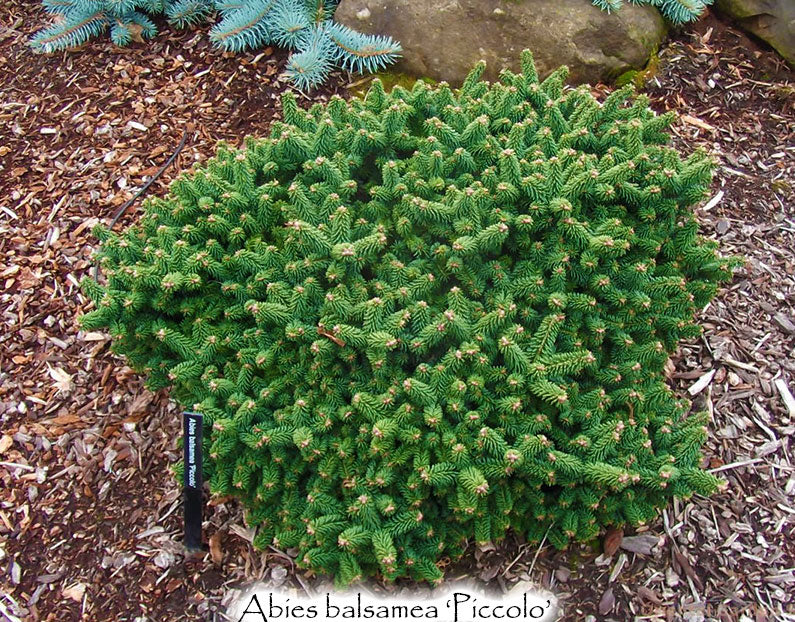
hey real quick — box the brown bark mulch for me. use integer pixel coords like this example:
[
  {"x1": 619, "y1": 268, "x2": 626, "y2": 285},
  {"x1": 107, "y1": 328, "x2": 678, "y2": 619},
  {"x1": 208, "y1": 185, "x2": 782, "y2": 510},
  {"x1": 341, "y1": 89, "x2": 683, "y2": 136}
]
[{"x1": 0, "y1": 4, "x2": 793, "y2": 621}]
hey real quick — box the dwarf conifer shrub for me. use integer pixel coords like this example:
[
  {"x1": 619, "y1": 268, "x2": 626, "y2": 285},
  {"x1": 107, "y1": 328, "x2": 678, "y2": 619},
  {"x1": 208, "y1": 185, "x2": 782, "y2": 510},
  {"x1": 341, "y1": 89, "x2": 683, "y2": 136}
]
[{"x1": 81, "y1": 52, "x2": 736, "y2": 585}]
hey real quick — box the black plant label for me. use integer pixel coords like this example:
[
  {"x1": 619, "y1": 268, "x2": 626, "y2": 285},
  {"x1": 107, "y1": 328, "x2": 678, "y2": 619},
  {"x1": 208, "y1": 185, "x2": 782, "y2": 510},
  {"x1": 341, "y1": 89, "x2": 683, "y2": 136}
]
[{"x1": 183, "y1": 411, "x2": 203, "y2": 552}]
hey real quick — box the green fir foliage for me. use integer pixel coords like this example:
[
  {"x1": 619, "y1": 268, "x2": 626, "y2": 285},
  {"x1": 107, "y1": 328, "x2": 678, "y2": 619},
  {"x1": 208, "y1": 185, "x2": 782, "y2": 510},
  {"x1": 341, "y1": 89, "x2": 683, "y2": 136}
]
[
  {"x1": 31, "y1": 0, "x2": 401, "y2": 89},
  {"x1": 81, "y1": 52, "x2": 737, "y2": 585}
]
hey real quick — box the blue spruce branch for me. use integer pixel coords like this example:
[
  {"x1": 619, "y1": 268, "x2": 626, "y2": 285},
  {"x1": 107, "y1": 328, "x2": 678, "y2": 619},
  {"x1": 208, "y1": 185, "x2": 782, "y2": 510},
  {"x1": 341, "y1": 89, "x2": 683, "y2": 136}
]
[{"x1": 32, "y1": 0, "x2": 711, "y2": 91}]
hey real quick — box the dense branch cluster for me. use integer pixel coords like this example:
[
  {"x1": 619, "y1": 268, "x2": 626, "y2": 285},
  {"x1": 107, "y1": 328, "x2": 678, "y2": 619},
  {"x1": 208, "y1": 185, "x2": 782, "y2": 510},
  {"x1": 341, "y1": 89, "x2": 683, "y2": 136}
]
[
  {"x1": 31, "y1": 0, "x2": 401, "y2": 89},
  {"x1": 82, "y1": 52, "x2": 736, "y2": 584},
  {"x1": 592, "y1": 0, "x2": 713, "y2": 23}
]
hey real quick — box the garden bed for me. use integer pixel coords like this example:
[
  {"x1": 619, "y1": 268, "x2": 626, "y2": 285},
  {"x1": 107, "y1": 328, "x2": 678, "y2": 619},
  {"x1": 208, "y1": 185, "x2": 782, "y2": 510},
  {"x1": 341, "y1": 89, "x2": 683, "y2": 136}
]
[{"x1": 0, "y1": 3, "x2": 793, "y2": 620}]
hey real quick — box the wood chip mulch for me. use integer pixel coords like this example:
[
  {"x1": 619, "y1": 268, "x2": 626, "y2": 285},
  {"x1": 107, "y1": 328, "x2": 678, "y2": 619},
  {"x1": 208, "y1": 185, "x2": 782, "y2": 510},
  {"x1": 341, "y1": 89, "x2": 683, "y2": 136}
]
[{"x1": 0, "y1": 4, "x2": 793, "y2": 621}]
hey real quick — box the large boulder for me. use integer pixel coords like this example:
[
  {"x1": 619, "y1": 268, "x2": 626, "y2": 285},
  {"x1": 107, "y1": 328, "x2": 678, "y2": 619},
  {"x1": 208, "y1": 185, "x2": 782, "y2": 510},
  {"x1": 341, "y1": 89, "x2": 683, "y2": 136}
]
[
  {"x1": 714, "y1": 0, "x2": 795, "y2": 65},
  {"x1": 335, "y1": 0, "x2": 667, "y2": 86}
]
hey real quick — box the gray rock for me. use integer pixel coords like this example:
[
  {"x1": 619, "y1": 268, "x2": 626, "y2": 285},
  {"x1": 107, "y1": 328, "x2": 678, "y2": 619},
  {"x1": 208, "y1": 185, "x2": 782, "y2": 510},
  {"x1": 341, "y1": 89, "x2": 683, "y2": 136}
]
[
  {"x1": 335, "y1": 0, "x2": 667, "y2": 86},
  {"x1": 715, "y1": 0, "x2": 795, "y2": 65}
]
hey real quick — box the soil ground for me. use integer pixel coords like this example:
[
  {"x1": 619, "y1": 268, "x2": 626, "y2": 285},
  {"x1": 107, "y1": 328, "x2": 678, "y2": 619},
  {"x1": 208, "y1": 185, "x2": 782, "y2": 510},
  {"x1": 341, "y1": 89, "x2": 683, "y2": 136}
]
[{"x1": 0, "y1": 4, "x2": 793, "y2": 621}]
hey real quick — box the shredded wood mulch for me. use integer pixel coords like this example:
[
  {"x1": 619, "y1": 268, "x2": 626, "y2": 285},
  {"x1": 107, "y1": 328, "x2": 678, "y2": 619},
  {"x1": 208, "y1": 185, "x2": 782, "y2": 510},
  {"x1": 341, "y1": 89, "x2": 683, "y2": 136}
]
[{"x1": 1, "y1": 4, "x2": 793, "y2": 621}]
